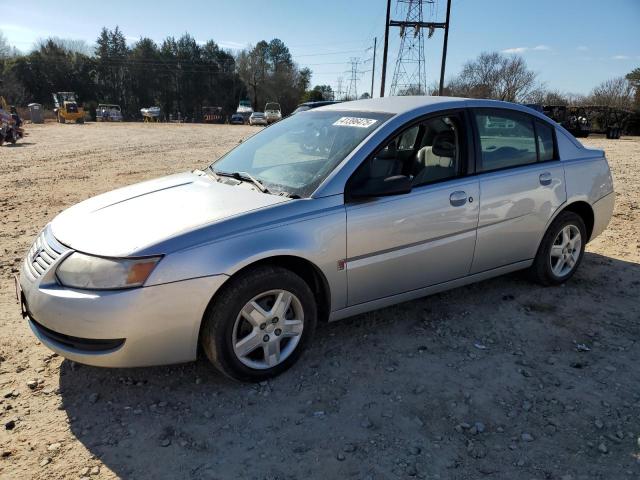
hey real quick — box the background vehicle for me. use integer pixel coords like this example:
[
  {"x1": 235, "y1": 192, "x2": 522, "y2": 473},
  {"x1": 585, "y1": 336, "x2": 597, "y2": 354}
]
[
  {"x1": 585, "y1": 105, "x2": 631, "y2": 139},
  {"x1": 534, "y1": 104, "x2": 631, "y2": 140},
  {"x1": 52, "y1": 92, "x2": 85, "y2": 124},
  {"x1": 230, "y1": 113, "x2": 245, "y2": 125},
  {"x1": 97, "y1": 104, "x2": 123, "y2": 122},
  {"x1": 540, "y1": 105, "x2": 591, "y2": 138},
  {"x1": 202, "y1": 106, "x2": 224, "y2": 124},
  {"x1": 249, "y1": 112, "x2": 267, "y2": 126},
  {"x1": 291, "y1": 100, "x2": 342, "y2": 114},
  {"x1": 0, "y1": 102, "x2": 24, "y2": 146},
  {"x1": 18, "y1": 97, "x2": 614, "y2": 382},
  {"x1": 264, "y1": 102, "x2": 282, "y2": 123},
  {"x1": 141, "y1": 106, "x2": 161, "y2": 122},
  {"x1": 236, "y1": 99, "x2": 253, "y2": 124}
]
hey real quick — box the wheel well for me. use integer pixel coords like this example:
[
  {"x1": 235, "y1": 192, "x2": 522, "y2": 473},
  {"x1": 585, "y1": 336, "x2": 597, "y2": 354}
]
[
  {"x1": 562, "y1": 201, "x2": 594, "y2": 241},
  {"x1": 228, "y1": 256, "x2": 331, "y2": 323}
]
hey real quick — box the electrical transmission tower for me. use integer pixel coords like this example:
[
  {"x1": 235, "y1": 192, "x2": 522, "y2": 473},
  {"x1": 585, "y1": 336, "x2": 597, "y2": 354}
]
[
  {"x1": 380, "y1": 0, "x2": 452, "y2": 97},
  {"x1": 390, "y1": 0, "x2": 432, "y2": 95},
  {"x1": 346, "y1": 57, "x2": 360, "y2": 100}
]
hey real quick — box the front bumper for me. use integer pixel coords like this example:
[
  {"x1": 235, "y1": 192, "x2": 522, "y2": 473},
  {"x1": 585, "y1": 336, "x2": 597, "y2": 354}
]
[{"x1": 19, "y1": 258, "x2": 227, "y2": 368}]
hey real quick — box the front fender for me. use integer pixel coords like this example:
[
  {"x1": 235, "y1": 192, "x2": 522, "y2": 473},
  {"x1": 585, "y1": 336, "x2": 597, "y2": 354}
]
[{"x1": 146, "y1": 197, "x2": 348, "y2": 311}]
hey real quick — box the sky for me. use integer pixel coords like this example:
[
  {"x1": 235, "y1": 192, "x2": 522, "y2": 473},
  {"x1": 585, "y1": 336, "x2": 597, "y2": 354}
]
[{"x1": 3, "y1": 0, "x2": 639, "y2": 96}]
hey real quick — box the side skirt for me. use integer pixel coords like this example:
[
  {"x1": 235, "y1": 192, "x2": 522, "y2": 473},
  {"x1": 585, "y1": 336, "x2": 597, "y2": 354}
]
[{"x1": 328, "y1": 260, "x2": 532, "y2": 322}]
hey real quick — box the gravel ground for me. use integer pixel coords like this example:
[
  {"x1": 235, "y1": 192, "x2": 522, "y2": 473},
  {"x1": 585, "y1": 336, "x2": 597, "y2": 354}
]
[{"x1": 0, "y1": 123, "x2": 639, "y2": 480}]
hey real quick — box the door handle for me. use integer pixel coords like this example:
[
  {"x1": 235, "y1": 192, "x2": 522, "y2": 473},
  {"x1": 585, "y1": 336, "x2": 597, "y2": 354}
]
[
  {"x1": 539, "y1": 172, "x2": 552, "y2": 186},
  {"x1": 449, "y1": 191, "x2": 467, "y2": 207}
]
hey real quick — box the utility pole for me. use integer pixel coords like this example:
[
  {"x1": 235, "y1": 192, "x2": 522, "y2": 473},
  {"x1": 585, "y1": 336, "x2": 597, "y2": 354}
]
[
  {"x1": 438, "y1": 0, "x2": 452, "y2": 95},
  {"x1": 380, "y1": 0, "x2": 391, "y2": 97},
  {"x1": 370, "y1": 37, "x2": 377, "y2": 98}
]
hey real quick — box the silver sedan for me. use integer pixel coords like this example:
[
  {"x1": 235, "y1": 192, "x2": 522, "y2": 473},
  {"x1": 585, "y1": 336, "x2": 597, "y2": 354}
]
[{"x1": 18, "y1": 97, "x2": 615, "y2": 381}]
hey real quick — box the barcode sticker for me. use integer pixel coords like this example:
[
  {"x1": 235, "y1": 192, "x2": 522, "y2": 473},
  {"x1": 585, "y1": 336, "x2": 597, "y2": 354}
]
[{"x1": 333, "y1": 117, "x2": 378, "y2": 128}]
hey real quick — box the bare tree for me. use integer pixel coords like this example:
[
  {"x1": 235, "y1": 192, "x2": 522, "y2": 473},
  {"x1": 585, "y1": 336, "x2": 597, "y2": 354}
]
[
  {"x1": 589, "y1": 76, "x2": 635, "y2": 109},
  {"x1": 34, "y1": 37, "x2": 92, "y2": 56},
  {"x1": 0, "y1": 31, "x2": 10, "y2": 59},
  {"x1": 446, "y1": 51, "x2": 539, "y2": 102}
]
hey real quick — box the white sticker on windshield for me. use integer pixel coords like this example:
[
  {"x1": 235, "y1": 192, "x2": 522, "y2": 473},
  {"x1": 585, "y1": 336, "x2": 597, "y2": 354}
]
[{"x1": 333, "y1": 116, "x2": 378, "y2": 128}]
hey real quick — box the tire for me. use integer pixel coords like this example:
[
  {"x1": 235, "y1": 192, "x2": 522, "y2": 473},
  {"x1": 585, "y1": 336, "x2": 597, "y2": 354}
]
[
  {"x1": 77, "y1": 118, "x2": 84, "y2": 124},
  {"x1": 201, "y1": 266, "x2": 317, "y2": 382},
  {"x1": 529, "y1": 211, "x2": 587, "y2": 286},
  {"x1": 58, "y1": 115, "x2": 65, "y2": 124}
]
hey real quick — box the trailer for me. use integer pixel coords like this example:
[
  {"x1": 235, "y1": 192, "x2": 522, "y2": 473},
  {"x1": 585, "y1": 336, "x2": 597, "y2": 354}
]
[
  {"x1": 540, "y1": 105, "x2": 591, "y2": 138},
  {"x1": 202, "y1": 106, "x2": 224, "y2": 124},
  {"x1": 535, "y1": 103, "x2": 631, "y2": 140},
  {"x1": 582, "y1": 106, "x2": 631, "y2": 139}
]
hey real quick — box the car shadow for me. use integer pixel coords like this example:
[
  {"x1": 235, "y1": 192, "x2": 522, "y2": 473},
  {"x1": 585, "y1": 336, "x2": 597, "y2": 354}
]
[
  {"x1": 58, "y1": 251, "x2": 639, "y2": 479},
  {"x1": 2, "y1": 142, "x2": 36, "y2": 147}
]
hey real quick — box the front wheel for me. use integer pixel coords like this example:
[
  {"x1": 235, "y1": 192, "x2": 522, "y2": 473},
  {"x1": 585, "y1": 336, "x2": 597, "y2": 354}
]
[
  {"x1": 529, "y1": 211, "x2": 587, "y2": 286},
  {"x1": 201, "y1": 266, "x2": 317, "y2": 382}
]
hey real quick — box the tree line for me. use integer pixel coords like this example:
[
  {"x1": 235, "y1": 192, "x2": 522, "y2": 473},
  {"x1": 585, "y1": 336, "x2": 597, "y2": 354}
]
[
  {"x1": 1, "y1": 29, "x2": 638, "y2": 120},
  {"x1": 0, "y1": 28, "x2": 311, "y2": 119}
]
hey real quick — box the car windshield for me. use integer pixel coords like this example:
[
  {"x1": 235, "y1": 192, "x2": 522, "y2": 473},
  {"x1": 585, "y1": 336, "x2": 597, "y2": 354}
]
[{"x1": 210, "y1": 110, "x2": 391, "y2": 197}]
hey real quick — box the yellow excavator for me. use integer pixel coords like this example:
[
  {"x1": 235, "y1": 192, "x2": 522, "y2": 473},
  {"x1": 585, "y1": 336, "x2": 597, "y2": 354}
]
[{"x1": 52, "y1": 92, "x2": 85, "y2": 124}]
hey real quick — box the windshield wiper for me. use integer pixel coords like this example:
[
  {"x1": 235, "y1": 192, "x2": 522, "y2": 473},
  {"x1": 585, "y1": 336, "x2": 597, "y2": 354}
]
[{"x1": 213, "y1": 169, "x2": 270, "y2": 194}]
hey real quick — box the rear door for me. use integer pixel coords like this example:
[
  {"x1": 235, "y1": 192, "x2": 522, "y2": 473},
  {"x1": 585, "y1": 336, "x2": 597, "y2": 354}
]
[{"x1": 470, "y1": 109, "x2": 566, "y2": 273}]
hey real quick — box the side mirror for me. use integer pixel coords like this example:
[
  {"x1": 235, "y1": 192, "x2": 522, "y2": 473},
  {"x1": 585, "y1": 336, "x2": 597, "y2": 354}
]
[{"x1": 350, "y1": 175, "x2": 413, "y2": 199}]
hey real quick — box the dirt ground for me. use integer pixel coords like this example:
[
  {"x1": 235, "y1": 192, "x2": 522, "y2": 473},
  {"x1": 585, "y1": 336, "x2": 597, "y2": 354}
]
[{"x1": 0, "y1": 122, "x2": 638, "y2": 480}]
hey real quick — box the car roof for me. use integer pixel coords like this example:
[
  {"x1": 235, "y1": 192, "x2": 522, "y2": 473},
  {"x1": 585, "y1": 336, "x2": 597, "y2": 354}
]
[
  {"x1": 314, "y1": 96, "x2": 571, "y2": 122},
  {"x1": 316, "y1": 96, "x2": 467, "y2": 114},
  {"x1": 298, "y1": 100, "x2": 341, "y2": 107}
]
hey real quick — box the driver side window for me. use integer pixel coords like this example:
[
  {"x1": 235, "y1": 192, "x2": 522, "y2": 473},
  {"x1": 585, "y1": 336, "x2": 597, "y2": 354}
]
[{"x1": 349, "y1": 114, "x2": 463, "y2": 192}]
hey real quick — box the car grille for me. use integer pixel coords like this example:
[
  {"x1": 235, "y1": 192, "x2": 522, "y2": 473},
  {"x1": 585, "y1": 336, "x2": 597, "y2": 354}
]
[{"x1": 25, "y1": 228, "x2": 69, "y2": 280}]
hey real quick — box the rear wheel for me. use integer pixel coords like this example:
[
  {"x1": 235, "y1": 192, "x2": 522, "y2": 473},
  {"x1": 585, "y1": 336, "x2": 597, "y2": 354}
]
[
  {"x1": 529, "y1": 211, "x2": 586, "y2": 285},
  {"x1": 201, "y1": 266, "x2": 317, "y2": 382},
  {"x1": 58, "y1": 114, "x2": 65, "y2": 124}
]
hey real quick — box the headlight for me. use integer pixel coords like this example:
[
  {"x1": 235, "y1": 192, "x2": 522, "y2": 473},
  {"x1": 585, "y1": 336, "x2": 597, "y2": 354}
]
[{"x1": 56, "y1": 253, "x2": 161, "y2": 290}]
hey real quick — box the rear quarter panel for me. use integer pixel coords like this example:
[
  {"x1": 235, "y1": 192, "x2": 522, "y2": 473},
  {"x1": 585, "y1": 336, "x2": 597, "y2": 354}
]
[{"x1": 557, "y1": 128, "x2": 614, "y2": 240}]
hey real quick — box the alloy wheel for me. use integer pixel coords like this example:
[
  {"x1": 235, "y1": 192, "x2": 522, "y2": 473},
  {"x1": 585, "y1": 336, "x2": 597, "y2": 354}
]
[
  {"x1": 232, "y1": 290, "x2": 304, "y2": 369},
  {"x1": 549, "y1": 224, "x2": 581, "y2": 277}
]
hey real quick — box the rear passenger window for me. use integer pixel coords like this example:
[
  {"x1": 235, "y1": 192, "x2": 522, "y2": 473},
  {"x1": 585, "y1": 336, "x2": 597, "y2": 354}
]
[
  {"x1": 474, "y1": 111, "x2": 537, "y2": 172},
  {"x1": 536, "y1": 121, "x2": 555, "y2": 161}
]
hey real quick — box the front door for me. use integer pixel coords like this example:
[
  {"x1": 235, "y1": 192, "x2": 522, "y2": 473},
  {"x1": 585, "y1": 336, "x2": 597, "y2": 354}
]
[{"x1": 345, "y1": 112, "x2": 479, "y2": 306}]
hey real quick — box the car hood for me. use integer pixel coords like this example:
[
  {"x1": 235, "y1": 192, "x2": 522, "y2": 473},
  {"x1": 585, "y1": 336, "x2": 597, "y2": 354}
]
[{"x1": 50, "y1": 171, "x2": 289, "y2": 257}]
